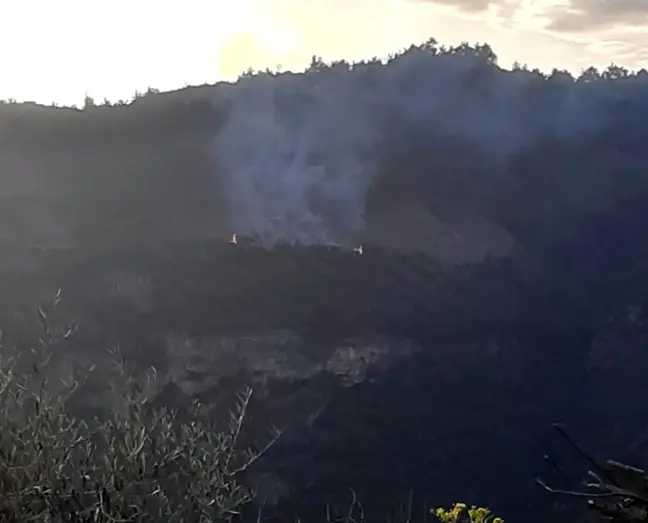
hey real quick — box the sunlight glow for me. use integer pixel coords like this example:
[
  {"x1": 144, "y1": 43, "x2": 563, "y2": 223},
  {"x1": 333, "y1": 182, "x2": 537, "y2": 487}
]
[{"x1": 0, "y1": 0, "x2": 643, "y2": 106}]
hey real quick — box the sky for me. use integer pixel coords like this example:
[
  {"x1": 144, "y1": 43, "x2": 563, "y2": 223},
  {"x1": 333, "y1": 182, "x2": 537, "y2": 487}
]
[{"x1": 1, "y1": 0, "x2": 647, "y2": 106}]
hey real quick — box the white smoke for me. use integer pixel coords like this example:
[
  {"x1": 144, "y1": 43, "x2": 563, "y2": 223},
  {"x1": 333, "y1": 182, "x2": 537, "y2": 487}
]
[
  {"x1": 210, "y1": 45, "x2": 612, "y2": 246},
  {"x1": 212, "y1": 68, "x2": 380, "y2": 246}
]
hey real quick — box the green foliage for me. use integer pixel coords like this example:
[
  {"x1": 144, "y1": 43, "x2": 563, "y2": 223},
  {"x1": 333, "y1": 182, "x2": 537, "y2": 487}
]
[{"x1": 0, "y1": 297, "x2": 278, "y2": 522}]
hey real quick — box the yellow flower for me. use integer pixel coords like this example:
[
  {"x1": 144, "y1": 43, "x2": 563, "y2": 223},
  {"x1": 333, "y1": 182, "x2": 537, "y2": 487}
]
[{"x1": 433, "y1": 503, "x2": 503, "y2": 523}]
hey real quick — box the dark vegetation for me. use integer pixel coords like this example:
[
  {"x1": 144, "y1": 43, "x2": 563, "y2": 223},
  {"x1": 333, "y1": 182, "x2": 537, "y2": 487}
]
[{"x1": 2, "y1": 38, "x2": 648, "y2": 521}]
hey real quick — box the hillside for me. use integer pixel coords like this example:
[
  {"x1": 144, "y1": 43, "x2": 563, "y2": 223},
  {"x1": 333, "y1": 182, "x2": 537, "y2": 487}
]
[{"x1": 2, "y1": 40, "x2": 648, "y2": 522}]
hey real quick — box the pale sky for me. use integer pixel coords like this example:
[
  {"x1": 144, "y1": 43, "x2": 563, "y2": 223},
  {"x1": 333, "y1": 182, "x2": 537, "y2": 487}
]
[{"x1": 1, "y1": 0, "x2": 647, "y2": 106}]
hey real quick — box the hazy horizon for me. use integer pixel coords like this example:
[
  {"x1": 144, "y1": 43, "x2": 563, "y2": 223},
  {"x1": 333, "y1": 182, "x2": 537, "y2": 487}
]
[{"x1": 2, "y1": 0, "x2": 648, "y2": 106}]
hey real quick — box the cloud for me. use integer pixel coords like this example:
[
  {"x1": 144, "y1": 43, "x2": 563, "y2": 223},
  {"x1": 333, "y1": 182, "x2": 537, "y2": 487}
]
[
  {"x1": 408, "y1": 0, "x2": 495, "y2": 13},
  {"x1": 535, "y1": 0, "x2": 648, "y2": 69},
  {"x1": 433, "y1": 0, "x2": 494, "y2": 12},
  {"x1": 548, "y1": 0, "x2": 648, "y2": 32}
]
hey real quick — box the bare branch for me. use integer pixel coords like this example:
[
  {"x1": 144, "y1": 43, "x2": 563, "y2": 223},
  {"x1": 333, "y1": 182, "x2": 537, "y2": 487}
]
[{"x1": 536, "y1": 478, "x2": 648, "y2": 503}]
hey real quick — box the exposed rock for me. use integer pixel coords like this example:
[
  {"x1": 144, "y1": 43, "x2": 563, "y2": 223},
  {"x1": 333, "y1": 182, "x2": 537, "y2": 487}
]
[
  {"x1": 123, "y1": 330, "x2": 417, "y2": 508},
  {"x1": 162, "y1": 328, "x2": 418, "y2": 403}
]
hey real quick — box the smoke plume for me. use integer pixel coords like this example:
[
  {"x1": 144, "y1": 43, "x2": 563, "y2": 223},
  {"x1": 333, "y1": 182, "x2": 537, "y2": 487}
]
[{"x1": 210, "y1": 41, "x2": 642, "y2": 246}]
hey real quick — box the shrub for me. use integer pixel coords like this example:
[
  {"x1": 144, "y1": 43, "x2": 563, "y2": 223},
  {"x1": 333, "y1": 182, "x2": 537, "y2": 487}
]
[{"x1": 0, "y1": 305, "x2": 277, "y2": 522}]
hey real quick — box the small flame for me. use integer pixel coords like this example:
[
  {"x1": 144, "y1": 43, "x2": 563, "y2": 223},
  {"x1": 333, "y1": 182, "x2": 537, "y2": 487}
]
[
  {"x1": 354, "y1": 245, "x2": 363, "y2": 255},
  {"x1": 230, "y1": 233, "x2": 238, "y2": 245}
]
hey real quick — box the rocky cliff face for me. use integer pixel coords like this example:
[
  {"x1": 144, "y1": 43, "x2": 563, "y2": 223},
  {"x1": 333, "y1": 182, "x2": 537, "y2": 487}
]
[
  {"x1": 160, "y1": 330, "x2": 421, "y2": 506},
  {"x1": 163, "y1": 330, "x2": 419, "y2": 393}
]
